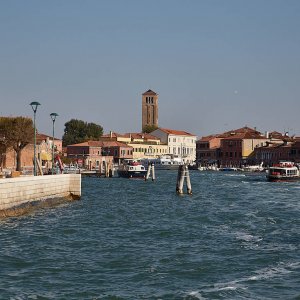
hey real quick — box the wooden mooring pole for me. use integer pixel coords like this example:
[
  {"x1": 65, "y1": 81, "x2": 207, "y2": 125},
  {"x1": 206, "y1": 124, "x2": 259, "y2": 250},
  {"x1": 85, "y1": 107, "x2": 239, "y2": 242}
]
[
  {"x1": 145, "y1": 163, "x2": 156, "y2": 181},
  {"x1": 99, "y1": 161, "x2": 114, "y2": 178},
  {"x1": 176, "y1": 165, "x2": 192, "y2": 195}
]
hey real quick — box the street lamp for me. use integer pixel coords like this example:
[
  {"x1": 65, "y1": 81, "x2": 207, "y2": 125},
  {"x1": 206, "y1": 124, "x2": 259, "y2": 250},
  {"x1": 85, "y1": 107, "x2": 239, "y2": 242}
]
[
  {"x1": 30, "y1": 101, "x2": 41, "y2": 176},
  {"x1": 50, "y1": 113, "x2": 59, "y2": 175}
]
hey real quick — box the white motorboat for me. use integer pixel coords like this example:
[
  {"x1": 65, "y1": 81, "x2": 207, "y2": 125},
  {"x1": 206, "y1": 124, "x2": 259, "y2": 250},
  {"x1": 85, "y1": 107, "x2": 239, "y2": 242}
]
[
  {"x1": 141, "y1": 155, "x2": 184, "y2": 170},
  {"x1": 117, "y1": 159, "x2": 147, "y2": 178}
]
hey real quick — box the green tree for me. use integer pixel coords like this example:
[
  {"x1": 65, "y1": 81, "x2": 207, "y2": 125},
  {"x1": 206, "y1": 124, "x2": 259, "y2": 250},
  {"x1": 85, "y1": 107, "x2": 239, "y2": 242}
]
[
  {"x1": 0, "y1": 117, "x2": 34, "y2": 171},
  {"x1": 62, "y1": 119, "x2": 103, "y2": 146},
  {"x1": 142, "y1": 125, "x2": 158, "y2": 134}
]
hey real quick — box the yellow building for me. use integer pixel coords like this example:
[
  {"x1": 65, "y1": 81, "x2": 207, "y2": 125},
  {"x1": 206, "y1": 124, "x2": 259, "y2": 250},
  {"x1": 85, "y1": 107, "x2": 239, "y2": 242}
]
[{"x1": 100, "y1": 132, "x2": 168, "y2": 160}]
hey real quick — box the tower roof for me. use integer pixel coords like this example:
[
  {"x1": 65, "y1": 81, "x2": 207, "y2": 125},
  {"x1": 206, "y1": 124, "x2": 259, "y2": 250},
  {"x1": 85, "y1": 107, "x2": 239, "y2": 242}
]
[{"x1": 142, "y1": 89, "x2": 157, "y2": 96}]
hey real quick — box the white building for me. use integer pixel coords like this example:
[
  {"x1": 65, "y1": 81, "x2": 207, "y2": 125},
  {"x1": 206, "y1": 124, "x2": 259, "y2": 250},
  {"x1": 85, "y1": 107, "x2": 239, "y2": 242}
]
[{"x1": 150, "y1": 128, "x2": 197, "y2": 164}]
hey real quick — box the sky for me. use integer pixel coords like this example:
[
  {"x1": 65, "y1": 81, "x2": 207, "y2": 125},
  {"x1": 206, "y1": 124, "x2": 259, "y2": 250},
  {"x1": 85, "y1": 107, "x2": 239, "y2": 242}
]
[{"x1": 1, "y1": 0, "x2": 300, "y2": 139}]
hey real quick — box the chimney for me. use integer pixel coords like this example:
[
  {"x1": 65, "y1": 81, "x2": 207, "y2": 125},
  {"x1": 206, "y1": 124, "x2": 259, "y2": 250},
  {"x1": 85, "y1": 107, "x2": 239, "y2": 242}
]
[{"x1": 110, "y1": 131, "x2": 113, "y2": 138}]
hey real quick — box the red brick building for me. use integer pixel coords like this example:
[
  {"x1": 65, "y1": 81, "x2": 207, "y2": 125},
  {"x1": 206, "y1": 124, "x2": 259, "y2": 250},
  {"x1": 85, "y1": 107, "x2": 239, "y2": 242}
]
[
  {"x1": 196, "y1": 135, "x2": 222, "y2": 165},
  {"x1": 197, "y1": 127, "x2": 269, "y2": 167},
  {"x1": 197, "y1": 127, "x2": 300, "y2": 167},
  {"x1": 99, "y1": 141, "x2": 133, "y2": 164},
  {"x1": 66, "y1": 140, "x2": 132, "y2": 169},
  {"x1": 254, "y1": 138, "x2": 300, "y2": 165}
]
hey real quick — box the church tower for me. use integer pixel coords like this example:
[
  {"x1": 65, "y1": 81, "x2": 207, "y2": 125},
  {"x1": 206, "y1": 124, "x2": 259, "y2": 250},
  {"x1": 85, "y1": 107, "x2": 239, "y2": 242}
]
[{"x1": 142, "y1": 89, "x2": 158, "y2": 131}]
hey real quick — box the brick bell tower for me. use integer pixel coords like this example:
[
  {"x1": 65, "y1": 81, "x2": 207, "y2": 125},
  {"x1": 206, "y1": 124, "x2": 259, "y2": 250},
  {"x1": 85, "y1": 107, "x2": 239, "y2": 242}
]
[{"x1": 142, "y1": 89, "x2": 158, "y2": 131}]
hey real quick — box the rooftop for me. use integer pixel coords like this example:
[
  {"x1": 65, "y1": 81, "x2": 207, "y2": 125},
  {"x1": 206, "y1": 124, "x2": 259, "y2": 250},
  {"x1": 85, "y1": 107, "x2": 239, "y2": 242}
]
[
  {"x1": 142, "y1": 89, "x2": 157, "y2": 96},
  {"x1": 157, "y1": 127, "x2": 196, "y2": 137},
  {"x1": 124, "y1": 133, "x2": 160, "y2": 140}
]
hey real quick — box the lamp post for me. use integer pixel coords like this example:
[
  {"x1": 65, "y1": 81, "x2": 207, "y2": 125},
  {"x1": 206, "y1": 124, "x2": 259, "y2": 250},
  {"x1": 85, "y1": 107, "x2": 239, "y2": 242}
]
[
  {"x1": 50, "y1": 113, "x2": 59, "y2": 175},
  {"x1": 30, "y1": 101, "x2": 41, "y2": 176}
]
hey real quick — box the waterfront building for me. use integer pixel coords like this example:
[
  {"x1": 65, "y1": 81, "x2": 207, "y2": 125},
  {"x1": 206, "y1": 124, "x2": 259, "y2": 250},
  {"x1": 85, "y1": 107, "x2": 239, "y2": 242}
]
[
  {"x1": 124, "y1": 133, "x2": 168, "y2": 160},
  {"x1": 142, "y1": 89, "x2": 158, "y2": 131},
  {"x1": 99, "y1": 141, "x2": 133, "y2": 164},
  {"x1": 196, "y1": 134, "x2": 223, "y2": 165},
  {"x1": 196, "y1": 127, "x2": 300, "y2": 167},
  {"x1": 67, "y1": 141, "x2": 114, "y2": 170},
  {"x1": 219, "y1": 128, "x2": 268, "y2": 167},
  {"x1": 197, "y1": 127, "x2": 271, "y2": 167},
  {"x1": 150, "y1": 128, "x2": 197, "y2": 164},
  {"x1": 100, "y1": 131, "x2": 167, "y2": 160},
  {"x1": 253, "y1": 137, "x2": 300, "y2": 165}
]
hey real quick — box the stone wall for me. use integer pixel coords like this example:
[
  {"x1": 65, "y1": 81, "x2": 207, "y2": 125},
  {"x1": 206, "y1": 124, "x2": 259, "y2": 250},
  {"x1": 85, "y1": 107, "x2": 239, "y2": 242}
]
[{"x1": 0, "y1": 174, "x2": 81, "y2": 216}]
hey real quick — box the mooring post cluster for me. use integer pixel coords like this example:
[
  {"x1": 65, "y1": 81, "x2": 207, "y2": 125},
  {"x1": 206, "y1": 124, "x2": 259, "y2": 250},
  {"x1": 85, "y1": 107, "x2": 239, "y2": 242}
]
[
  {"x1": 145, "y1": 162, "x2": 156, "y2": 181},
  {"x1": 176, "y1": 165, "x2": 192, "y2": 195},
  {"x1": 103, "y1": 161, "x2": 114, "y2": 178}
]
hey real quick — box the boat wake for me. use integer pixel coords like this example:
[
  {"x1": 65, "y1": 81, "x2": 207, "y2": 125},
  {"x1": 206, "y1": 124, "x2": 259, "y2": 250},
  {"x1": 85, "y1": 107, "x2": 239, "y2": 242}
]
[{"x1": 185, "y1": 261, "x2": 300, "y2": 298}]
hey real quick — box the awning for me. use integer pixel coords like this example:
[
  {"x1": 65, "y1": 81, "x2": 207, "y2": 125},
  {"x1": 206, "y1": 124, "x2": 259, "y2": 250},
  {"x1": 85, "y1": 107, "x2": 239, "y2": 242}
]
[{"x1": 40, "y1": 152, "x2": 52, "y2": 161}]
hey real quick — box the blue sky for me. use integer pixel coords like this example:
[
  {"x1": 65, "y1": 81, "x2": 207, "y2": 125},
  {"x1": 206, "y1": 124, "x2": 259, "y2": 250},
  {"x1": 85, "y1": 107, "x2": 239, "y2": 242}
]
[{"x1": 1, "y1": 0, "x2": 300, "y2": 138}]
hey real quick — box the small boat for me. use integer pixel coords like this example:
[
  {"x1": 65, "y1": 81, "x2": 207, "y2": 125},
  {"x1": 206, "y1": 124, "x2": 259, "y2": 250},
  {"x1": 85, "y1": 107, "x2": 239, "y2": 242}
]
[
  {"x1": 117, "y1": 159, "x2": 147, "y2": 178},
  {"x1": 266, "y1": 161, "x2": 300, "y2": 181}
]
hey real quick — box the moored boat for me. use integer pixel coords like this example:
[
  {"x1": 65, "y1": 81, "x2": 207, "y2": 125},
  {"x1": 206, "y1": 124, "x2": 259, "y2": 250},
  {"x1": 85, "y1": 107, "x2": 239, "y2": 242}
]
[
  {"x1": 266, "y1": 161, "x2": 300, "y2": 181},
  {"x1": 117, "y1": 159, "x2": 147, "y2": 178},
  {"x1": 219, "y1": 167, "x2": 238, "y2": 171},
  {"x1": 141, "y1": 155, "x2": 184, "y2": 170},
  {"x1": 242, "y1": 162, "x2": 264, "y2": 172}
]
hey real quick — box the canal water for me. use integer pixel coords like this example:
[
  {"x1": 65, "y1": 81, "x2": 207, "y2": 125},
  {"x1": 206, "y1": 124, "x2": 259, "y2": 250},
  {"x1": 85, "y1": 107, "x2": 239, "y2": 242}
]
[{"x1": 0, "y1": 171, "x2": 299, "y2": 299}]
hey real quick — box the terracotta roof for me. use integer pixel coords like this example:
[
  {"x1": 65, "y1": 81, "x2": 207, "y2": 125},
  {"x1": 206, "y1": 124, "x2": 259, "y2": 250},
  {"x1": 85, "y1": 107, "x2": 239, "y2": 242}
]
[
  {"x1": 262, "y1": 142, "x2": 292, "y2": 149},
  {"x1": 68, "y1": 141, "x2": 102, "y2": 147},
  {"x1": 198, "y1": 135, "x2": 220, "y2": 142},
  {"x1": 67, "y1": 140, "x2": 132, "y2": 148},
  {"x1": 222, "y1": 126, "x2": 261, "y2": 136},
  {"x1": 142, "y1": 89, "x2": 157, "y2": 96},
  {"x1": 36, "y1": 133, "x2": 61, "y2": 142},
  {"x1": 124, "y1": 133, "x2": 160, "y2": 140},
  {"x1": 157, "y1": 128, "x2": 196, "y2": 137},
  {"x1": 222, "y1": 131, "x2": 266, "y2": 140},
  {"x1": 99, "y1": 141, "x2": 132, "y2": 148}
]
